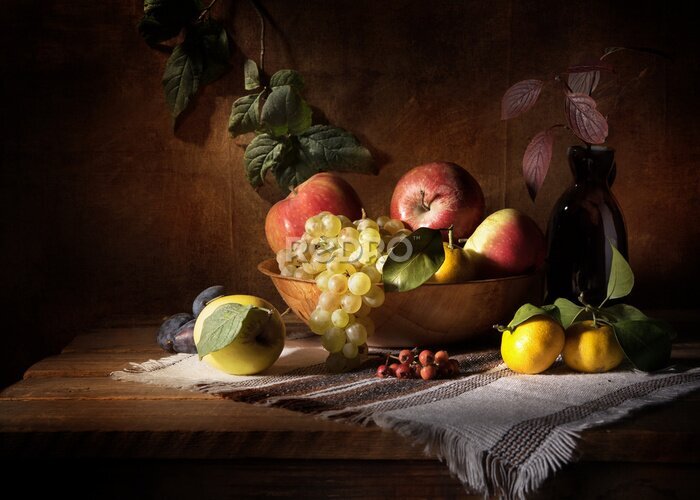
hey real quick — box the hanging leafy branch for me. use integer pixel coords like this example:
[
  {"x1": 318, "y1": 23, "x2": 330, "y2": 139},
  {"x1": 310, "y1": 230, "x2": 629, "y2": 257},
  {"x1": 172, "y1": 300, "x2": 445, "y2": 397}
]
[
  {"x1": 501, "y1": 47, "x2": 665, "y2": 201},
  {"x1": 229, "y1": 64, "x2": 376, "y2": 194},
  {"x1": 138, "y1": 0, "x2": 231, "y2": 125}
]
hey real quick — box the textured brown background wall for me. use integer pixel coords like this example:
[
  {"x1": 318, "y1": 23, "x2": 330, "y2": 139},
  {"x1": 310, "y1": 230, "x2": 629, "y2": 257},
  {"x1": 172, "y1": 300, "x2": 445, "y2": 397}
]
[{"x1": 2, "y1": 0, "x2": 699, "y2": 385}]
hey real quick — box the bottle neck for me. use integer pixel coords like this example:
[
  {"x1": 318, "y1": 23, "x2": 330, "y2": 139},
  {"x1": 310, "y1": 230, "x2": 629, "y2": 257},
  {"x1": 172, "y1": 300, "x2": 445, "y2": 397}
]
[{"x1": 568, "y1": 146, "x2": 616, "y2": 187}]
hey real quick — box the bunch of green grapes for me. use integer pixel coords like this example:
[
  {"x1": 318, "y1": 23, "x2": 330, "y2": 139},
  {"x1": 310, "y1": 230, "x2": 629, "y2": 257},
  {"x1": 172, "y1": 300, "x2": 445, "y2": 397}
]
[{"x1": 275, "y1": 212, "x2": 409, "y2": 371}]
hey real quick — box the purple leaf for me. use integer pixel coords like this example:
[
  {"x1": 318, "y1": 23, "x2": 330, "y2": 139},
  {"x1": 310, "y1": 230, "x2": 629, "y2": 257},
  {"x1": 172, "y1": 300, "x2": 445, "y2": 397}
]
[
  {"x1": 567, "y1": 70, "x2": 600, "y2": 95},
  {"x1": 567, "y1": 61, "x2": 614, "y2": 73},
  {"x1": 501, "y1": 79, "x2": 544, "y2": 120},
  {"x1": 522, "y1": 130, "x2": 554, "y2": 200},
  {"x1": 564, "y1": 93, "x2": 609, "y2": 144}
]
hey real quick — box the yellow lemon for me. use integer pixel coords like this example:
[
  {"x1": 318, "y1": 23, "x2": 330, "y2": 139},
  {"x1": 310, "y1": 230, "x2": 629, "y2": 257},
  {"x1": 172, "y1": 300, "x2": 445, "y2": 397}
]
[
  {"x1": 501, "y1": 315, "x2": 565, "y2": 374},
  {"x1": 431, "y1": 244, "x2": 476, "y2": 283},
  {"x1": 194, "y1": 295, "x2": 285, "y2": 375},
  {"x1": 563, "y1": 320, "x2": 625, "y2": 373}
]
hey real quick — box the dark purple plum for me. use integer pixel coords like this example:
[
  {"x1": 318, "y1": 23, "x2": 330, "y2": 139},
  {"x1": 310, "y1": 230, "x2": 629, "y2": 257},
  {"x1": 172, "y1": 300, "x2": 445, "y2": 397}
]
[
  {"x1": 172, "y1": 319, "x2": 197, "y2": 354},
  {"x1": 157, "y1": 313, "x2": 194, "y2": 352},
  {"x1": 193, "y1": 285, "x2": 225, "y2": 317}
]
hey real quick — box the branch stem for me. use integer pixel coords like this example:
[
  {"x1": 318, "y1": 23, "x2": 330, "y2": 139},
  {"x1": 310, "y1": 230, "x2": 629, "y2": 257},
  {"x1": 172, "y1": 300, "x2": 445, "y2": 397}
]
[
  {"x1": 249, "y1": 0, "x2": 266, "y2": 74},
  {"x1": 198, "y1": 0, "x2": 219, "y2": 22}
]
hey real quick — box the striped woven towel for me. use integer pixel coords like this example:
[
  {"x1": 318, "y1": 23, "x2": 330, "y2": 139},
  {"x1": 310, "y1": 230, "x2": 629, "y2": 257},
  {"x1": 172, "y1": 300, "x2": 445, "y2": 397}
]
[{"x1": 112, "y1": 345, "x2": 700, "y2": 499}]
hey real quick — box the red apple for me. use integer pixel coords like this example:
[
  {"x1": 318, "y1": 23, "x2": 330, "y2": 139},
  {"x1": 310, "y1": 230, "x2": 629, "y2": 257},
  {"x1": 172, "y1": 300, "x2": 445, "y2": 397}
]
[
  {"x1": 389, "y1": 162, "x2": 485, "y2": 240},
  {"x1": 464, "y1": 208, "x2": 546, "y2": 278},
  {"x1": 265, "y1": 172, "x2": 363, "y2": 252}
]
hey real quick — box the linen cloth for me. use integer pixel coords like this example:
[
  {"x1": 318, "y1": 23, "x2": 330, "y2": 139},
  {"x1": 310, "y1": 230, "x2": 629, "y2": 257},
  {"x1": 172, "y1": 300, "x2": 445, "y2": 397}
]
[{"x1": 112, "y1": 345, "x2": 700, "y2": 498}]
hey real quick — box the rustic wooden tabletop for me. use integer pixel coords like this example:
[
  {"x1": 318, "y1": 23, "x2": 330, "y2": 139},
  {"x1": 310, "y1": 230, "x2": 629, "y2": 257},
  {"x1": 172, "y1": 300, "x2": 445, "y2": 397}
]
[{"x1": 1, "y1": 317, "x2": 698, "y2": 498}]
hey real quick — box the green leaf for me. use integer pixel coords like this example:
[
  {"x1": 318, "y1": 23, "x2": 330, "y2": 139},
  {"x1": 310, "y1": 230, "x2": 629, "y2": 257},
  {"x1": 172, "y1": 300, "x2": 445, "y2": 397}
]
[
  {"x1": 605, "y1": 241, "x2": 634, "y2": 303},
  {"x1": 244, "y1": 134, "x2": 290, "y2": 187},
  {"x1": 382, "y1": 228, "x2": 445, "y2": 292},
  {"x1": 197, "y1": 303, "x2": 271, "y2": 359},
  {"x1": 602, "y1": 303, "x2": 648, "y2": 322},
  {"x1": 260, "y1": 85, "x2": 312, "y2": 136},
  {"x1": 270, "y1": 69, "x2": 304, "y2": 91},
  {"x1": 298, "y1": 125, "x2": 376, "y2": 174},
  {"x1": 228, "y1": 93, "x2": 262, "y2": 137},
  {"x1": 507, "y1": 303, "x2": 560, "y2": 329},
  {"x1": 139, "y1": 0, "x2": 199, "y2": 46},
  {"x1": 162, "y1": 42, "x2": 203, "y2": 121},
  {"x1": 554, "y1": 298, "x2": 586, "y2": 329},
  {"x1": 612, "y1": 319, "x2": 672, "y2": 371},
  {"x1": 199, "y1": 23, "x2": 231, "y2": 85},
  {"x1": 244, "y1": 59, "x2": 261, "y2": 90}
]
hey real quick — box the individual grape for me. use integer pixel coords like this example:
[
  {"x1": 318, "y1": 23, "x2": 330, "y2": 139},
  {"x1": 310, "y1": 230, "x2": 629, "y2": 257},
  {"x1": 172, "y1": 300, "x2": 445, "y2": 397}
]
[
  {"x1": 419, "y1": 350, "x2": 435, "y2": 366},
  {"x1": 342, "y1": 263, "x2": 357, "y2": 275},
  {"x1": 376, "y1": 364, "x2": 392, "y2": 378},
  {"x1": 293, "y1": 240, "x2": 311, "y2": 262},
  {"x1": 434, "y1": 350, "x2": 450, "y2": 366},
  {"x1": 331, "y1": 308, "x2": 350, "y2": 328},
  {"x1": 394, "y1": 228, "x2": 412, "y2": 239},
  {"x1": 420, "y1": 364, "x2": 438, "y2": 380},
  {"x1": 376, "y1": 215, "x2": 391, "y2": 228},
  {"x1": 305, "y1": 216, "x2": 323, "y2": 237},
  {"x1": 302, "y1": 260, "x2": 325, "y2": 275},
  {"x1": 309, "y1": 308, "x2": 332, "y2": 335},
  {"x1": 345, "y1": 322, "x2": 368, "y2": 345},
  {"x1": 328, "y1": 259, "x2": 346, "y2": 274},
  {"x1": 342, "y1": 342, "x2": 359, "y2": 359},
  {"x1": 321, "y1": 214, "x2": 342, "y2": 238},
  {"x1": 172, "y1": 319, "x2": 197, "y2": 354},
  {"x1": 355, "y1": 301, "x2": 371, "y2": 318},
  {"x1": 437, "y1": 363, "x2": 451, "y2": 378},
  {"x1": 192, "y1": 285, "x2": 225, "y2": 317},
  {"x1": 340, "y1": 293, "x2": 362, "y2": 314},
  {"x1": 395, "y1": 363, "x2": 413, "y2": 379},
  {"x1": 328, "y1": 274, "x2": 348, "y2": 294},
  {"x1": 383, "y1": 218, "x2": 405, "y2": 235},
  {"x1": 389, "y1": 362, "x2": 400, "y2": 373},
  {"x1": 322, "y1": 327, "x2": 347, "y2": 353},
  {"x1": 338, "y1": 226, "x2": 360, "y2": 245},
  {"x1": 359, "y1": 228, "x2": 381, "y2": 245},
  {"x1": 356, "y1": 218, "x2": 379, "y2": 232},
  {"x1": 411, "y1": 363, "x2": 423, "y2": 378},
  {"x1": 318, "y1": 291, "x2": 341, "y2": 311},
  {"x1": 362, "y1": 285, "x2": 385, "y2": 308},
  {"x1": 337, "y1": 214, "x2": 353, "y2": 228},
  {"x1": 355, "y1": 316, "x2": 375, "y2": 336},
  {"x1": 157, "y1": 313, "x2": 194, "y2": 352},
  {"x1": 348, "y1": 272, "x2": 372, "y2": 296},
  {"x1": 315, "y1": 270, "x2": 333, "y2": 290},
  {"x1": 399, "y1": 349, "x2": 414, "y2": 364},
  {"x1": 360, "y1": 265, "x2": 382, "y2": 283}
]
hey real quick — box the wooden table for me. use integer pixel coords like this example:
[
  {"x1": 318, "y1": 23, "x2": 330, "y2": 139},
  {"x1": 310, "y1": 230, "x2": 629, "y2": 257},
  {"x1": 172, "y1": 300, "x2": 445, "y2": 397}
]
[{"x1": 1, "y1": 318, "x2": 699, "y2": 498}]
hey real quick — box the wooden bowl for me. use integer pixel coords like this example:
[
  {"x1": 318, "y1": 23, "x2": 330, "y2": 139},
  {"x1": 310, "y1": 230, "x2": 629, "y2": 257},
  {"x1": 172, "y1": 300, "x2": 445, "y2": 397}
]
[{"x1": 258, "y1": 259, "x2": 543, "y2": 347}]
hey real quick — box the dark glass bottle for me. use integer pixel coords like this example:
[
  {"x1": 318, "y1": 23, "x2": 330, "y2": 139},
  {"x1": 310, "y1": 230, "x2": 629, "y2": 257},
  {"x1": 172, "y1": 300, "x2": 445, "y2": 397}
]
[{"x1": 546, "y1": 146, "x2": 628, "y2": 305}]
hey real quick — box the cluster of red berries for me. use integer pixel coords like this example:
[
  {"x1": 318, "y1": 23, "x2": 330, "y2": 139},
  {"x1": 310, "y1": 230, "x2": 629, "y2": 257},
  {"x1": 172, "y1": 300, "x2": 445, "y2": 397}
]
[{"x1": 376, "y1": 348, "x2": 460, "y2": 380}]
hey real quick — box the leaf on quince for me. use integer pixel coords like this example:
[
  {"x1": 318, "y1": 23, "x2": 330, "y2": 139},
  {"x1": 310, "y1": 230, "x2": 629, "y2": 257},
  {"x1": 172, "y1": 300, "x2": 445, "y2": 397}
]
[
  {"x1": 507, "y1": 303, "x2": 561, "y2": 329},
  {"x1": 198, "y1": 303, "x2": 271, "y2": 359},
  {"x1": 604, "y1": 241, "x2": 634, "y2": 304},
  {"x1": 612, "y1": 319, "x2": 672, "y2": 372},
  {"x1": 553, "y1": 298, "x2": 587, "y2": 329}
]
